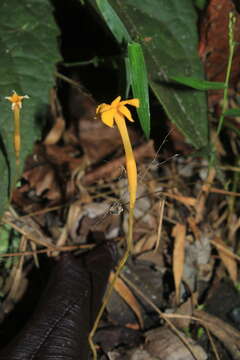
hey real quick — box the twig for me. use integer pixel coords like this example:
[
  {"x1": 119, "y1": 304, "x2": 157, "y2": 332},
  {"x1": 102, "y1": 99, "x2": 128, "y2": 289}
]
[{"x1": 0, "y1": 244, "x2": 93, "y2": 258}]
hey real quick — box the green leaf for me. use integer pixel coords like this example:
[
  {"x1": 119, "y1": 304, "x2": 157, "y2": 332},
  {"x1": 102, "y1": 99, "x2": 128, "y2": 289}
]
[
  {"x1": 223, "y1": 109, "x2": 240, "y2": 117},
  {"x1": 193, "y1": 0, "x2": 208, "y2": 10},
  {"x1": 123, "y1": 56, "x2": 131, "y2": 98},
  {"x1": 128, "y1": 42, "x2": 150, "y2": 138},
  {"x1": 96, "y1": 0, "x2": 131, "y2": 45},
  {"x1": 105, "y1": 0, "x2": 209, "y2": 149},
  {"x1": 171, "y1": 76, "x2": 226, "y2": 90},
  {"x1": 0, "y1": 0, "x2": 61, "y2": 216}
]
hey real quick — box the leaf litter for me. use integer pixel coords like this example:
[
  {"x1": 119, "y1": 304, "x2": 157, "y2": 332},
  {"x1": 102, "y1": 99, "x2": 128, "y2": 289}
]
[
  {"x1": 1, "y1": 81, "x2": 240, "y2": 357},
  {"x1": 2, "y1": 6, "x2": 240, "y2": 358}
]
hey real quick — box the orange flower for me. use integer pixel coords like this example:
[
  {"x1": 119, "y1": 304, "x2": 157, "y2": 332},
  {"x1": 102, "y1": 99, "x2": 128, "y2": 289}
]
[
  {"x1": 5, "y1": 90, "x2": 29, "y2": 111},
  {"x1": 96, "y1": 96, "x2": 139, "y2": 127},
  {"x1": 96, "y1": 96, "x2": 139, "y2": 209}
]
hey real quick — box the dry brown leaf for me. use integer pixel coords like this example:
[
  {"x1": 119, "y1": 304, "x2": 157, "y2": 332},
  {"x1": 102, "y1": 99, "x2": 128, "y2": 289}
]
[
  {"x1": 172, "y1": 223, "x2": 186, "y2": 303},
  {"x1": 110, "y1": 272, "x2": 143, "y2": 329},
  {"x1": 213, "y1": 237, "x2": 238, "y2": 283},
  {"x1": 44, "y1": 115, "x2": 65, "y2": 145},
  {"x1": 44, "y1": 88, "x2": 66, "y2": 145},
  {"x1": 23, "y1": 164, "x2": 60, "y2": 201},
  {"x1": 125, "y1": 323, "x2": 140, "y2": 330},
  {"x1": 195, "y1": 310, "x2": 240, "y2": 360},
  {"x1": 133, "y1": 234, "x2": 157, "y2": 254},
  {"x1": 171, "y1": 298, "x2": 193, "y2": 330},
  {"x1": 145, "y1": 326, "x2": 207, "y2": 360}
]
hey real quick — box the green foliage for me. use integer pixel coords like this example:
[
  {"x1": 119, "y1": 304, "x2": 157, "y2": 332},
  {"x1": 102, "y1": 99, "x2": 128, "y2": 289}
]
[
  {"x1": 193, "y1": 0, "x2": 208, "y2": 10},
  {"x1": 95, "y1": 0, "x2": 209, "y2": 149},
  {"x1": 197, "y1": 326, "x2": 204, "y2": 339},
  {"x1": 0, "y1": 0, "x2": 61, "y2": 216},
  {"x1": 224, "y1": 109, "x2": 240, "y2": 117},
  {"x1": 96, "y1": 0, "x2": 131, "y2": 44},
  {"x1": 171, "y1": 76, "x2": 226, "y2": 91},
  {"x1": 235, "y1": 282, "x2": 240, "y2": 292},
  {"x1": 0, "y1": 224, "x2": 20, "y2": 297},
  {"x1": 128, "y1": 43, "x2": 150, "y2": 138}
]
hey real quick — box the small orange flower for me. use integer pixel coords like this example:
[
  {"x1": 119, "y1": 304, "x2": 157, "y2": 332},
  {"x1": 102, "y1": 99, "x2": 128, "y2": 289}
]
[
  {"x1": 5, "y1": 90, "x2": 29, "y2": 111},
  {"x1": 96, "y1": 96, "x2": 139, "y2": 127}
]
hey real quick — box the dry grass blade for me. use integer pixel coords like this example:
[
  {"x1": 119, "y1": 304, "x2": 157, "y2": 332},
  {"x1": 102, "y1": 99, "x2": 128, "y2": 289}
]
[
  {"x1": 211, "y1": 239, "x2": 240, "y2": 262},
  {"x1": 110, "y1": 272, "x2": 143, "y2": 328},
  {"x1": 3, "y1": 237, "x2": 28, "y2": 314},
  {"x1": 212, "y1": 237, "x2": 238, "y2": 282},
  {"x1": 153, "y1": 197, "x2": 165, "y2": 252},
  {"x1": 172, "y1": 223, "x2": 186, "y2": 303},
  {"x1": 0, "y1": 244, "x2": 92, "y2": 258},
  {"x1": 30, "y1": 241, "x2": 39, "y2": 268},
  {"x1": 205, "y1": 327, "x2": 221, "y2": 360},
  {"x1": 2, "y1": 211, "x2": 56, "y2": 250},
  {"x1": 208, "y1": 187, "x2": 240, "y2": 197},
  {"x1": 162, "y1": 192, "x2": 196, "y2": 207},
  {"x1": 195, "y1": 168, "x2": 216, "y2": 224}
]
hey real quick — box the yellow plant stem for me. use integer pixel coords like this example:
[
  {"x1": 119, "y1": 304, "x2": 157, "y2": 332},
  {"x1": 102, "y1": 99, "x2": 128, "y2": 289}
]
[
  {"x1": 13, "y1": 106, "x2": 20, "y2": 166},
  {"x1": 88, "y1": 207, "x2": 134, "y2": 360},
  {"x1": 89, "y1": 117, "x2": 137, "y2": 360},
  {"x1": 5, "y1": 91, "x2": 29, "y2": 170},
  {"x1": 116, "y1": 116, "x2": 137, "y2": 209}
]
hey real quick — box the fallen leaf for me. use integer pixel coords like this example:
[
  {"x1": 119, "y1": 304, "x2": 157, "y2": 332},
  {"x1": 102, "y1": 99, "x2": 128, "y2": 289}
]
[
  {"x1": 133, "y1": 234, "x2": 157, "y2": 254},
  {"x1": 110, "y1": 272, "x2": 143, "y2": 329},
  {"x1": 172, "y1": 223, "x2": 186, "y2": 303},
  {"x1": 213, "y1": 237, "x2": 238, "y2": 283},
  {"x1": 44, "y1": 90, "x2": 66, "y2": 145},
  {"x1": 145, "y1": 326, "x2": 207, "y2": 360}
]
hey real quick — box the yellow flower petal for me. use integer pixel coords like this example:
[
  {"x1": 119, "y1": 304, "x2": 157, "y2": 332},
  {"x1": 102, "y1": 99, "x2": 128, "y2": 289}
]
[
  {"x1": 96, "y1": 96, "x2": 139, "y2": 128},
  {"x1": 111, "y1": 96, "x2": 121, "y2": 107},
  {"x1": 101, "y1": 108, "x2": 115, "y2": 127},
  {"x1": 118, "y1": 105, "x2": 134, "y2": 122},
  {"x1": 121, "y1": 98, "x2": 139, "y2": 108},
  {"x1": 96, "y1": 103, "x2": 111, "y2": 114}
]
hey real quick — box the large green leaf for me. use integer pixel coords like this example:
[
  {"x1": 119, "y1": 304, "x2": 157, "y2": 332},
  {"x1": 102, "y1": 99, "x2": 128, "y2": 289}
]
[
  {"x1": 96, "y1": 0, "x2": 131, "y2": 44},
  {"x1": 128, "y1": 42, "x2": 151, "y2": 138},
  {"x1": 0, "y1": 0, "x2": 60, "y2": 215},
  {"x1": 105, "y1": 0, "x2": 209, "y2": 149}
]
